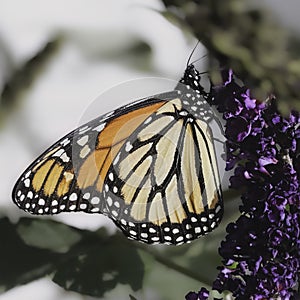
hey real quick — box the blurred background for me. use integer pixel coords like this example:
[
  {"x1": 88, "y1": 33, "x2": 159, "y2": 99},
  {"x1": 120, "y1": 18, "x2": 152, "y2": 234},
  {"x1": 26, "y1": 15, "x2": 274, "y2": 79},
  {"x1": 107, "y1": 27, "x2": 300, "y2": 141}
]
[{"x1": 0, "y1": 0, "x2": 299, "y2": 299}]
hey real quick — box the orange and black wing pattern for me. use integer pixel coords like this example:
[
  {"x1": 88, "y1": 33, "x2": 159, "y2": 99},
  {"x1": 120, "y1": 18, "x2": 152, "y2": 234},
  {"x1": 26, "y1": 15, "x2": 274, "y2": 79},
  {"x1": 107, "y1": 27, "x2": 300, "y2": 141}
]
[
  {"x1": 12, "y1": 95, "x2": 168, "y2": 215},
  {"x1": 13, "y1": 69, "x2": 223, "y2": 245}
]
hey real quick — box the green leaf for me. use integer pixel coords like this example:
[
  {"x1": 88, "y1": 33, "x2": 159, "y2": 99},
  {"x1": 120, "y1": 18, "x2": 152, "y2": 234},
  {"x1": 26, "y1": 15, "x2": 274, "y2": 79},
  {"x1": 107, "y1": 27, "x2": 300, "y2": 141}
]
[
  {"x1": 17, "y1": 218, "x2": 82, "y2": 253},
  {"x1": 0, "y1": 217, "x2": 59, "y2": 291},
  {"x1": 52, "y1": 235, "x2": 144, "y2": 298}
]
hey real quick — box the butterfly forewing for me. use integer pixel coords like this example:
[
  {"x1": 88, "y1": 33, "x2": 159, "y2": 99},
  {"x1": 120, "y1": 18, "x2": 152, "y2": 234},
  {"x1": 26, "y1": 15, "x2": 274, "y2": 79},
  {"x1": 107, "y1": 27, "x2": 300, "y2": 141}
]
[{"x1": 12, "y1": 94, "x2": 171, "y2": 215}]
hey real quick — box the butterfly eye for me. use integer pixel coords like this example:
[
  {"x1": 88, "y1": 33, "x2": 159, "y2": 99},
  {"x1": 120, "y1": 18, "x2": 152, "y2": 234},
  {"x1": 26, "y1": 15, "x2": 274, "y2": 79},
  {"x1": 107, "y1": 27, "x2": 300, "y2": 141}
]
[{"x1": 13, "y1": 64, "x2": 223, "y2": 245}]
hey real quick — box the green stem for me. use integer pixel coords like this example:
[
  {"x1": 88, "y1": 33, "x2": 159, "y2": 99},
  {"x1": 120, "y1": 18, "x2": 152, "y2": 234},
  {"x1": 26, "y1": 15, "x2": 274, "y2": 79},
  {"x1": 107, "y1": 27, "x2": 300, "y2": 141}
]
[{"x1": 123, "y1": 237, "x2": 211, "y2": 286}]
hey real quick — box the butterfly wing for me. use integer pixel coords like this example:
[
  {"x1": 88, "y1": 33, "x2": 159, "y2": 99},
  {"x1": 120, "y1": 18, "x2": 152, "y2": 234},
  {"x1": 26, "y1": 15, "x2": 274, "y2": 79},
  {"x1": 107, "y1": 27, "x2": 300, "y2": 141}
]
[
  {"x1": 12, "y1": 92, "x2": 176, "y2": 215},
  {"x1": 13, "y1": 87, "x2": 223, "y2": 245},
  {"x1": 102, "y1": 97, "x2": 223, "y2": 245}
]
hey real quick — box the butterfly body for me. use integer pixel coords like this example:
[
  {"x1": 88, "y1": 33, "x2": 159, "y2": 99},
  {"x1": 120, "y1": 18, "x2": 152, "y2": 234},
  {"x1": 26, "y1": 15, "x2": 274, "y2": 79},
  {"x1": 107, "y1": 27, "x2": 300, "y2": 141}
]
[{"x1": 13, "y1": 66, "x2": 223, "y2": 245}]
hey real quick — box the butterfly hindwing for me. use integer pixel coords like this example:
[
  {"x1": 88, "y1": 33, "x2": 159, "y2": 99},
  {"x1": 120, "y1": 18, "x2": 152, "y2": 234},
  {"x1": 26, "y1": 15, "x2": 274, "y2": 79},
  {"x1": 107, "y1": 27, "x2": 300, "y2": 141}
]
[{"x1": 102, "y1": 98, "x2": 223, "y2": 245}]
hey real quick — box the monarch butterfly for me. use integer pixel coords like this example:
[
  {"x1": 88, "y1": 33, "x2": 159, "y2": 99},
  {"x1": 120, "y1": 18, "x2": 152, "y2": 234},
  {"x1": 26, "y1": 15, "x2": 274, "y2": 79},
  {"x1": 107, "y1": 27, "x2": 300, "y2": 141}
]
[{"x1": 12, "y1": 64, "x2": 223, "y2": 245}]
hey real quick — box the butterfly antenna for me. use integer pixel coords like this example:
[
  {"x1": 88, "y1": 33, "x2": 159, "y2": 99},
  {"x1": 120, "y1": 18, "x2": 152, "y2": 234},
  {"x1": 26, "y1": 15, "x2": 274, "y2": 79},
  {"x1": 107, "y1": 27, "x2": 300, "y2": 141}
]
[
  {"x1": 190, "y1": 53, "x2": 208, "y2": 66},
  {"x1": 186, "y1": 40, "x2": 201, "y2": 68}
]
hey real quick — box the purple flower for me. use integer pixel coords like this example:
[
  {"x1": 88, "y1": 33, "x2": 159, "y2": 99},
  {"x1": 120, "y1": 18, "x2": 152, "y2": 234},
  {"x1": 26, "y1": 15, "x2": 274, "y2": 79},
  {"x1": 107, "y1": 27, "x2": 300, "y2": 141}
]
[
  {"x1": 186, "y1": 70, "x2": 300, "y2": 299},
  {"x1": 185, "y1": 287, "x2": 210, "y2": 300}
]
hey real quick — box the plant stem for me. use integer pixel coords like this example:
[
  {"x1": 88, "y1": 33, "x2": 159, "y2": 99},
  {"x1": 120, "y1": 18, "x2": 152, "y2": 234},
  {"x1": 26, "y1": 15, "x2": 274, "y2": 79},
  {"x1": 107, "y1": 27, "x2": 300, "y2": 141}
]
[{"x1": 125, "y1": 238, "x2": 211, "y2": 286}]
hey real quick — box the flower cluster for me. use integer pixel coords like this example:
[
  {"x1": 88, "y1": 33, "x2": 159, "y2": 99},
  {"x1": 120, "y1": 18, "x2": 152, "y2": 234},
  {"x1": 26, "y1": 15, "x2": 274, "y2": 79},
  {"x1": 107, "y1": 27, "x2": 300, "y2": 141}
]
[{"x1": 186, "y1": 70, "x2": 300, "y2": 299}]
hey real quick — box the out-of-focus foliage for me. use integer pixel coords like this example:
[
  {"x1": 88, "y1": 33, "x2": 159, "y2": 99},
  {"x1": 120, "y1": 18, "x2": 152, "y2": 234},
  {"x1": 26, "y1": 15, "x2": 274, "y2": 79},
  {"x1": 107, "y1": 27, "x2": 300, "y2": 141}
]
[
  {"x1": 0, "y1": 217, "x2": 144, "y2": 298},
  {"x1": 0, "y1": 215, "x2": 231, "y2": 299},
  {"x1": 0, "y1": 217, "x2": 60, "y2": 291},
  {"x1": 160, "y1": 0, "x2": 300, "y2": 114}
]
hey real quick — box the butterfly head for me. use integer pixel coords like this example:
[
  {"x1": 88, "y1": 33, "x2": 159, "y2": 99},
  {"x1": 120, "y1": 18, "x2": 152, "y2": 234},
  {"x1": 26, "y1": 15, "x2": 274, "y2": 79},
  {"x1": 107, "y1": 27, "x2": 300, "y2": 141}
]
[{"x1": 178, "y1": 64, "x2": 207, "y2": 97}]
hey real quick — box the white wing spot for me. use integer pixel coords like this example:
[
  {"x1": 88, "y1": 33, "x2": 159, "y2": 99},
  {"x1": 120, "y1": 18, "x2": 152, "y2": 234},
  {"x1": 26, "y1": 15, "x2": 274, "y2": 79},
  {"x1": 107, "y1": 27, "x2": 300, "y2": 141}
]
[
  {"x1": 176, "y1": 236, "x2": 184, "y2": 242},
  {"x1": 195, "y1": 227, "x2": 201, "y2": 233},
  {"x1": 52, "y1": 200, "x2": 58, "y2": 206},
  {"x1": 27, "y1": 191, "x2": 33, "y2": 199},
  {"x1": 191, "y1": 217, "x2": 197, "y2": 222},
  {"x1": 69, "y1": 204, "x2": 77, "y2": 210},
  {"x1": 93, "y1": 123, "x2": 106, "y2": 132},
  {"x1": 130, "y1": 230, "x2": 137, "y2": 236},
  {"x1": 109, "y1": 173, "x2": 114, "y2": 181},
  {"x1": 80, "y1": 203, "x2": 87, "y2": 209},
  {"x1": 64, "y1": 172, "x2": 74, "y2": 182},
  {"x1": 215, "y1": 205, "x2": 221, "y2": 213},
  {"x1": 201, "y1": 217, "x2": 207, "y2": 222},
  {"x1": 53, "y1": 149, "x2": 64, "y2": 157},
  {"x1": 61, "y1": 138, "x2": 70, "y2": 146},
  {"x1": 77, "y1": 135, "x2": 89, "y2": 146},
  {"x1": 38, "y1": 199, "x2": 45, "y2": 206},
  {"x1": 52, "y1": 208, "x2": 58, "y2": 213},
  {"x1": 149, "y1": 228, "x2": 156, "y2": 233},
  {"x1": 104, "y1": 111, "x2": 114, "y2": 118},
  {"x1": 69, "y1": 193, "x2": 78, "y2": 201},
  {"x1": 144, "y1": 117, "x2": 152, "y2": 124},
  {"x1": 61, "y1": 152, "x2": 70, "y2": 163},
  {"x1": 83, "y1": 193, "x2": 90, "y2": 199},
  {"x1": 125, "y1": 142, "x2": 133, "y2": 152},
  {"x1": 79, "y1": 125, "x2": 88, "y2": 132},
  {"x1": 164, "y1": 236, "x2": 172, "y2": 241},
  {"x1": 141, "y1": 233, "x2": 148, "y2": 238},
  {"x1": 172, "y1": 228, "x2": 179, "y2": 234},
  {"x1": 107, "y1": 196, "x2": 113, "y2": 206},
  {"x1": 113, "y1": 186, "x2": 118, "y2": 193},
  {"x1": 91, "y1": 197, "x2": 100, "y2": 205},
  {"x1": 80, "y1": 145, "x2": 91, "y2": 159},
  {"x1": 79, "y1": 126, "x2": 90, "y2": 134},
  {"x1": 113, "y1": 153, "x2": 121, "y2": 165}
]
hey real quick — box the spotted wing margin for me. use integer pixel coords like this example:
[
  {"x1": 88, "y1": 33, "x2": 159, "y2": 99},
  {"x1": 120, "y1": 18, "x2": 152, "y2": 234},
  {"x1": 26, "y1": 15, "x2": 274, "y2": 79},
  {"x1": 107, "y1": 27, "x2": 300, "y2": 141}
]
[
  {"x1": 103, "y1": 98, "x2": 223, "y2": 244},
  {"x1": 12, "y1": 91, "x2": 179, "y2": 215}
]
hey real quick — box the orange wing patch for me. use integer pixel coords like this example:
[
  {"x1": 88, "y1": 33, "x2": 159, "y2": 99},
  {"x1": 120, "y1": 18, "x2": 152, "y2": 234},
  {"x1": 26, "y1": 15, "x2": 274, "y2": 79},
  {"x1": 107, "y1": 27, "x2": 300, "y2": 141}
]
[{"x1": 77, "y1": 101, "x2": 165, "y2": 192}]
